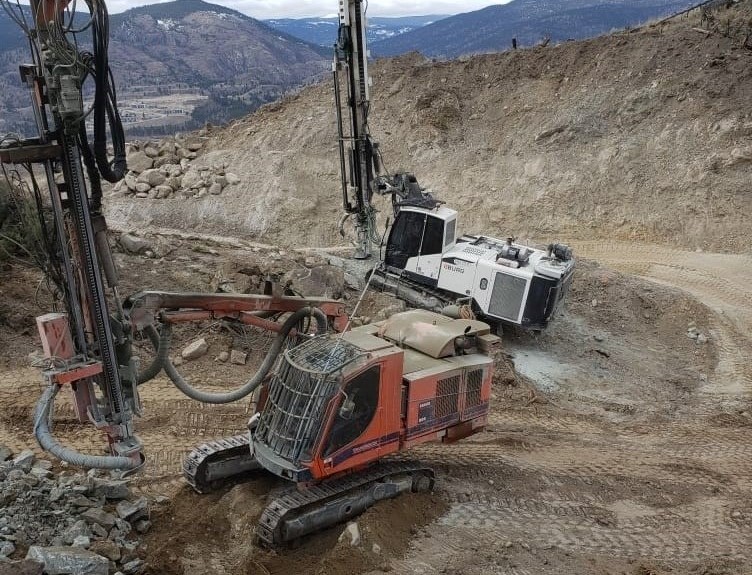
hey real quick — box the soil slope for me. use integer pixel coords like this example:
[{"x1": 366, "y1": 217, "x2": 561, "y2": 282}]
[{"x1": 105, "y1": 1, "x2": 752, "y2": 253}]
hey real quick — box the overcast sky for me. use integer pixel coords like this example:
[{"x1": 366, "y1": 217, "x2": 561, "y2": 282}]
[{"x1": 101, "y1": 0, "x2": 512, "y2": 19}]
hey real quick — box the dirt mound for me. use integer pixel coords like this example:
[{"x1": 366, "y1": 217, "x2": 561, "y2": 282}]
[{"x1": 105, "y1": 1, "x2": 752, "y2": 253}]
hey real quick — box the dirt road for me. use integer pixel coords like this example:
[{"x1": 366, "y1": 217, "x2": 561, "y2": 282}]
[{"x1": 0, "y1": 241, "x2": 749, "y2": 574}]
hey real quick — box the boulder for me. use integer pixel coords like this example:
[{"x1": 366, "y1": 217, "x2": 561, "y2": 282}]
[
  {"x1": 166, "y1": 176, "x2": 182, "y2": 191},
  {"x1": 25, "y1": 547, "x2": 108, "y2": 575},
  {"x1": 136, "y1": 169, "x2": 166, "y2": 187},
  {"x1": 225, "y1": 172, "x2": 240, "y2": 185},
  {"x1": 143, "y1": 145, "x2": 159, "y2": 159},
  {"x1": 181, "y1": 339, "x2": 208, "y2": 361},
  {"x1": 119, "y1": 234, "x2": 151, "y2": 255},
  {"x1": 88, "y1": 540, "x2": 119, "y2": 562},
  {"x1": 184, "y1": 137, "x2": 204, "y2": 152},
  {"x1": 229, "y1": 350, "x2": 247, "y2": 366},
  {"x1": 153, "y1": 185, "x2": 173, "y2": 199},
  {"x1": 153, "y1": 154, "x2": 179, "y2": 169},
  {"x1": 159, "y1": 140, "x2": 176, "y2": 156},
  {"x1": 80, "y1": 508, "x2": 117, "y2": 531},
  {"x1": 121, "y1": 559, "x2": 145, "y2": 574},
  {"x1": 126, "y1": 151, "x2": 153, "y2": 174},
  {"x1": 284, "y1": 265, "x2": 345, "y2": 299},
  {"x1": 124, "y1": 174, "x2": 138, "y2": 192},
  {"x1": 93, "y1": 479, "x2": 130, "y2": 501},
  {"x1": 208, "y1": 183, "x2": 222, "y2": 195},
  {"x1": 181, "y1": 169, "x2": 202, "y2": 190},
  {"x1": 213, "y1": 175, "x2": 227, "y2": 187},
  {"x1": 12, "y1": 450, "x2": 35, "y2": 472},
  {"x1": 134, "y1": 183, "x2": 151, "y2": 194},
  {"x1": 115, "y1": 497, "x2": 149, "y2": 522}
]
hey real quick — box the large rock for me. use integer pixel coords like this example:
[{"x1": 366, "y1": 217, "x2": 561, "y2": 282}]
[
  {"x1": 88, "y1": 540, "x2": 119, "y2": 562},
  {"x1": 153, "y1": 185, "x2": 173, "y2": 199},
  {"x1": 115, "y1": 497, "x2": 149, "y2": 522},
  {"x1": 124, "y1": 174, "x2": 138, "y2": 192},
  {"x1": 25, "y1": 547, "x2": 108, "y2": 575},
  {"x1": 136, "y1": 169, "x2": 166, "y2": 187},
  {"x1": 153, "y1": 154, "x2": 179, "y2": 169},
  {"x1": 126, "y1": 151, "x2": 153, "y2": 174},
  {"x1": 284, "y1": 265, "x2": 345, "y2": 299},
  {"x1": 180, "y1": 169, "x2": 202, "y2": 190},
  {"x1": 93, "y1": 479, "x2": 130, "y2": 501},
  {"x1": 225, "y1": 172, "x2": 240, "y2": 185},
  {"x1": 181, "y1": 339, "x2": 208, "y2": 361},
  {"x1": 119, "y1": 234, "x2": 151, "y2": 255},
  {"x1": 143, "y1": 145, "x2": 159, "y2": 159},
  {"x1": 12, "y1": 449, "x2": 35, "y2": 472},
  {"x1": 80, "y1": 508, "x2": 117, "y2": 530},
  {"x1": 208, "y1": 183, "x2": 222, "y2": 195}
]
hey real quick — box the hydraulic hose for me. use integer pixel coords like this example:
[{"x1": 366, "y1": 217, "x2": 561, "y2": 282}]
[
  {"x1": 136, "y1": 323, "x2": 169, "y2": 385},
  {"x1": 158, "y1": 307, "x2": 328, "y2": 404},
  {"x1": 34, "y1": 384, "x2": 139, "y2": 470}
]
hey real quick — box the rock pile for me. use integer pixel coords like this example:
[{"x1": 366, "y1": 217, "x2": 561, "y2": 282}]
[
  {"x1": 0, "y1": 445, "x2": 150, "y2": 575},
  {"x1": 113, "y1": 135, "x2": 240, "y2": 200}
]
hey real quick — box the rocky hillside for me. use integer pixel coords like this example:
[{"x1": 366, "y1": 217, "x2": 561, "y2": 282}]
[
  {"x1": 104, "y1": 1, "x2": 752, "y2": 254},
  {"x1": 0, "y1": 0, "x2": 329, "y2": 136},
  {"x1": 371, "y1": 0, "x2": 700, "y2": 57}
]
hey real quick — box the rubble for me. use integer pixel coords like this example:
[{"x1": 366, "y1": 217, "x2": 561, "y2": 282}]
[
  {"x1": 115, "y1": 136, "x2": 240, "y2": 201},
  {"x1": 0, "y1": 461, "x2": 149, "y2": 573}
]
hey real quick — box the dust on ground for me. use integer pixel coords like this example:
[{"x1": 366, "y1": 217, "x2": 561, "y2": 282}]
[{"x1": 0, "y1": 230, "x2": 750, "y2": 575}]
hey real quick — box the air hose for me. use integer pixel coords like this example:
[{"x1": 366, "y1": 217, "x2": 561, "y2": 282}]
[
  {"x1": 146, "y1": 307, "x2": 328, "y2": 404},
  {"x1": 33, "y1": 385, "x2": 140, "y2": 470}
]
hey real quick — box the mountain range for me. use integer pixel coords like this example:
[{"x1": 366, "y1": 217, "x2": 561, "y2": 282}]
[
  {"x1": 263, "y1": 15, "x2": 447, "y2": 47},
  {"x1": 370, "y1": 0, "x2": 702, "y2": 57}
]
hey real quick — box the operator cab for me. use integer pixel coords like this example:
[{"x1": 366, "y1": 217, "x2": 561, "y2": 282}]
[{"x1": 384, "y1": 206, "x2": 458, "y2": 285}]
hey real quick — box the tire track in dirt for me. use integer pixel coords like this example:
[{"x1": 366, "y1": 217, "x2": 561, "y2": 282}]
[{"x1": 570, "y1": 241, "x2": 752, "y2": 406}]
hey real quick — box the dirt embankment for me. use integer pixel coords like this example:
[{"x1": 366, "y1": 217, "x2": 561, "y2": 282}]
[{"x1": 106, "y1": 2, "x2": 752, "y2": 253}]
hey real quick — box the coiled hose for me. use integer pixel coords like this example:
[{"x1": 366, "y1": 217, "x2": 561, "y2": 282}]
[
  {"x1": 33, "y1": 385, "x2": 140, "y2": 470},
  {"x1": 142, "y1": 306, "x2": 328, "y2": 404}
]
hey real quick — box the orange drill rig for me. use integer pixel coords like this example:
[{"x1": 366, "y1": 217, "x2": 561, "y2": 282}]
[{"x1": 184, "y1": 309, "x2": 499, "y2": 545}]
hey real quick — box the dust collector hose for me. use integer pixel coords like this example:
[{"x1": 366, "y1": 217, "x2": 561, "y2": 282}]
[
  {"x1": 158, "y1": 306, "x2": 328, "y2": 404},
  {"x1": 137, "y1": 324, "x2": 170, "y2": 385},
  {"x1": 34, "y1": 385, "x2": 139, "y2": 470}
]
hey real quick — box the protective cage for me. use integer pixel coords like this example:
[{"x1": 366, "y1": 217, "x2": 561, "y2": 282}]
[{"x1": 253, "y1": 337, "x2": 364, "y2": 465}]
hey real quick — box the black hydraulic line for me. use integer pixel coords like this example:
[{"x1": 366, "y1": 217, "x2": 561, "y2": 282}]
[
  {"x1": 154, "y1": 307, "x2": 328, "y2": 404},
  {"x1": 333, "y1": 65, "x2": 352, "y2": 213},
  {"x1": 137, "y1": 324, "x2": 169, "y2": 385}
]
